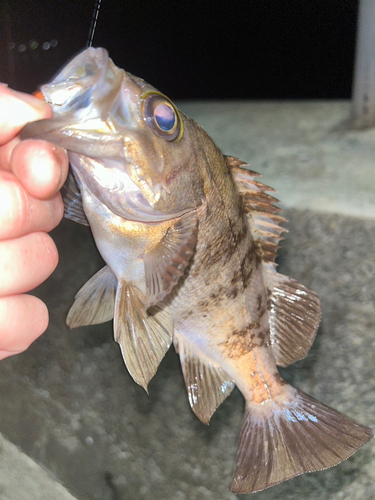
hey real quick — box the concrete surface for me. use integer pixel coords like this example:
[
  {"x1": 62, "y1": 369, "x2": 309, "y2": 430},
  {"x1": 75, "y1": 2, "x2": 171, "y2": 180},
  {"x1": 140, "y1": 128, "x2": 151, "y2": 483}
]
[
  {"x1": 0, "y1": 432, "x2": 76, "y2": 500},
  {"x1": 0, "y1": 101, "x2": 374, "y2": 499}
]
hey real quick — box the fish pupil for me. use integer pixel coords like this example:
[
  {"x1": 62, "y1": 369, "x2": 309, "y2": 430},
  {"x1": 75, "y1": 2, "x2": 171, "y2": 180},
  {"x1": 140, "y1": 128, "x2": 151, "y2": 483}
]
[{"x1": 154, "y1": 103, "x2": 176, "y2": 131}]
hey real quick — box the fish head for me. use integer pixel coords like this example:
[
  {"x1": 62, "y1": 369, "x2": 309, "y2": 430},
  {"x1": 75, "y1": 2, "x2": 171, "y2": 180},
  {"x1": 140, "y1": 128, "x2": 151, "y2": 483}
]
[{"x1": 22, "y1": 47, "x2": 206, "y2": 222}]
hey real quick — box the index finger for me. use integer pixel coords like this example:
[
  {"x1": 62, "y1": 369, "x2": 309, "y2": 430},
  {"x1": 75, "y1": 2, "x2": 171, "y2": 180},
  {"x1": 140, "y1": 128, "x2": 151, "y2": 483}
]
[
  {"x1": 0, "y1": 84, "x2": 52, "y2": 145},
  {"x1": 11, "y1": 139, "x2": 69, "y2": 199}
]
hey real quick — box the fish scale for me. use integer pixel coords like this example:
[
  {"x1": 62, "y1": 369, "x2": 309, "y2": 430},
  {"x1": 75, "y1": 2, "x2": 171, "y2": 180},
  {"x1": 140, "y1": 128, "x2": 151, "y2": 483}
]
[{"x1": 21, "y1": 47, "x2": 374, "y2": 495}]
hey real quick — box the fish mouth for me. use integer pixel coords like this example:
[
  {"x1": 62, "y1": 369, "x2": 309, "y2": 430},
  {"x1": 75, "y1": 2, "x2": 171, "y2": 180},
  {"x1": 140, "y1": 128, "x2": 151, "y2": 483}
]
[
  {"x1": 21, "y1": 47, "x2": 191, "y2": 224},
  {"x1": 38, "y1": 47, "x2": 111, "y2": 112},
  {"x1": 69, "y1": 153, "x2": 189, "y2": 224},
  {"x1": 20, "y1": 48, "x2": 122, "y2": 154}
]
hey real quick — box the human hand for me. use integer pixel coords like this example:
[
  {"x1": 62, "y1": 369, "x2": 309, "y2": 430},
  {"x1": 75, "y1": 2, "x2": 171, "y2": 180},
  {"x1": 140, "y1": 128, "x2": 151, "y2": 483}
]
[{"x1": 0, "y1": 84, "x2": 69, "y2": 359}]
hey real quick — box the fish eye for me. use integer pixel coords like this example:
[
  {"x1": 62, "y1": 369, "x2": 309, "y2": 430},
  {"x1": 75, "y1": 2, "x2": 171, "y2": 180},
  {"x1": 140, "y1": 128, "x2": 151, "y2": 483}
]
[
  {"x1": 154, "y1": 103, "x2": 176, "y2": 132},
  {"x1": 143, "y1": 93, "x2": 182, "y2": 141}
]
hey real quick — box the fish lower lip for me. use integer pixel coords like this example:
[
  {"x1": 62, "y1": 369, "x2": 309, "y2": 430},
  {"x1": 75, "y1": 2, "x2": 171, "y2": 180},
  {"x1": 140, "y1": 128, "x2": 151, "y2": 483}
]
[
  {"x1": 20, "y1": 117, "x2": 77, "y2": 140},
  {"x1": 119, "y1": 187, "x2": 190, "y2": 223},
  {"x1": 126, "y1": 191, "x2": 152, "y2": 210}
]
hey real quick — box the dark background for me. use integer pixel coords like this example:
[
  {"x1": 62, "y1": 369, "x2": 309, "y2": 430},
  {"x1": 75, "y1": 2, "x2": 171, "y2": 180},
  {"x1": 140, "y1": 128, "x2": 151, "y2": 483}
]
[{"x1": 0, "y1": 0, "x2": 359, "y2": 99}]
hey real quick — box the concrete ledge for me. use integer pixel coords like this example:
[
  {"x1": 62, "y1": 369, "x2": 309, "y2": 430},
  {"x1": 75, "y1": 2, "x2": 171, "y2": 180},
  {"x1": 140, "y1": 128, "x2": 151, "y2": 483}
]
[
  {"x1": 0, "y1": 433, "x2": 76, "y2": 500},
  {"x1": 0, "y1": 101, "x2": 374, "y2": 499}
]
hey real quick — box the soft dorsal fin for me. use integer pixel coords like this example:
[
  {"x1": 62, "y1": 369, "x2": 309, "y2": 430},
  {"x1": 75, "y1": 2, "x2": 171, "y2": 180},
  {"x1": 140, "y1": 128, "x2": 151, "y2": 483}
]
[
  {"x1": 265, "y1": 266, "x2": 321, "y2": 367},
  {"x1": 67, "y1": 265, "x2": 117, "y2": 328},
  {"x1": 61, "y1": 170, "x2": 89, "y2": 226},
  {"x1": 144, "y1": 210, "x2": 199, "y2": 307},
  {"x1": 174, "y1": 333, "x2": 235, "y2": 424},
  {"x1": 227, "y1": 156, "x2": 287, "y2": 265},
  {"x1": 114, "y1": 281, "x2": 173, "y2": 391},
  {"x1": 228, "y1": 156, "x2": 321, "y2": 367}
]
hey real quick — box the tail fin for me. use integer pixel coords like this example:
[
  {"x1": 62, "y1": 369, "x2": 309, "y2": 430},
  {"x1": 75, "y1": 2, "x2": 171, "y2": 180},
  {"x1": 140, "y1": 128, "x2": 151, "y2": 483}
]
[{"x1": 231, "y1": 388, "x2": 374, "y2": 494}]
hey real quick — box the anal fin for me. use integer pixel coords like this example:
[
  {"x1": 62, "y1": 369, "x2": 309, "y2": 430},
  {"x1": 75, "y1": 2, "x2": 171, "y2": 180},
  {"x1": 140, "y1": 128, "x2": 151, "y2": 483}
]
[
  {"x1": 114, "y1": 281, "x2": 173, "y2": 391},
  {"x1": 232, "y1": 387, "x2": 374, "y2": 494},
  {"x1": 67, "y1": 266, "x2": 117, "y2": 328},
  {"x1": 266, "y1": 267, "x2": 321, "y2": 367},
  {"x1": 175, "y1": 334, "x2": 235, "y2": 424}
]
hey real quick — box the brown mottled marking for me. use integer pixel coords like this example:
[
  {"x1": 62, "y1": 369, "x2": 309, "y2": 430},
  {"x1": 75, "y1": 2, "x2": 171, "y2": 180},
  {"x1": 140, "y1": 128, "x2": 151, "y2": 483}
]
[
  {"x1": 194, "y1": 222, "x2": 238, "y2": 271},
  {"x1": 240, "y1": 251, "x2": 254, "y2": 289},
  {"x1": 233, "y1": 227, "x2": 248, "y2": 247},
  {"x1": 230, "y1": 270, "x2": 240, "y2": 286},
  {"x1": 251, "y1": 329, "x2": 267, "y2": 346},
  {"x1": 255, "y1": 254, "x2": 261, "y2": 268},
  {"x1": 180, "y1": 309, "x2": 194, "y2": 321},
  {"x1": 231, "y1": 209, "x2": 249, "y2": 247},
  {"x1": 197, "y1": 299, "x2": 210, "y2": 312},
  {"x1": 208, "y1": 285, "x2": 224, "y2": 302},
  {"x1": 219, "y1": 322, "x2": 267, "y2": 360},
  {"x1": 225, "y1": 285, "x2": 239, "y2": 300}
]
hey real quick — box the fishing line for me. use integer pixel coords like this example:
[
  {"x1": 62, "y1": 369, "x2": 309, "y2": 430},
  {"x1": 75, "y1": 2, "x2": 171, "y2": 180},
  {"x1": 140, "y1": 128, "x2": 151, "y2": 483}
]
[{"x1": 87, "y1": 0, "x2": 102, "y2": 48}]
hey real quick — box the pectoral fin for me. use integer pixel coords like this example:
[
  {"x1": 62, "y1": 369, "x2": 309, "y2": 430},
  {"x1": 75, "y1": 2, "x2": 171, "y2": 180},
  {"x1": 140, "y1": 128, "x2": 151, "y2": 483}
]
[
  {"x1": 174, "y1": 334, "x2": 235, "y2": 424},
  {"x1": 67, "y1": 266, "x2": 117, "y2": 328},
  {"x1": 61, "y1": 170, "x2": 89, "y2": 226},
  {"x1": 144, "y1": 210, "x2": 199, "y2": 307},
  {"x1": 114, "y1": 281, "x2": 173, "y2": 391}
]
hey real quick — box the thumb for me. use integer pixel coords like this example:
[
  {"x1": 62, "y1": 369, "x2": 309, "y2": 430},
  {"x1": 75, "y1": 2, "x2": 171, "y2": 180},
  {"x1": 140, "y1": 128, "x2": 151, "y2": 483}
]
[{"x1": 0, "y1": 84, "x2": 52, "y2": 145}]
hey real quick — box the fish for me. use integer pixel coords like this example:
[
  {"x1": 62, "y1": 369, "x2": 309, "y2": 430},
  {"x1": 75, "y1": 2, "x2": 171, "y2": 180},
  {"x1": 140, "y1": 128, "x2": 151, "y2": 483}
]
[{"x1": 21, "y1": 47, "x2": 374, "y2": 494}]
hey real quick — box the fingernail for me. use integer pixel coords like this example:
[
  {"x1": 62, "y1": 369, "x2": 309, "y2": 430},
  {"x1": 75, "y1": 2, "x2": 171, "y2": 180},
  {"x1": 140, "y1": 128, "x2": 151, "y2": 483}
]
[
  {"x1": 0, "y1": 86, "x2": 52, "y2": 141},
  {"x1": 11, "y1": 89, "x2": 48, "y2": 109}
]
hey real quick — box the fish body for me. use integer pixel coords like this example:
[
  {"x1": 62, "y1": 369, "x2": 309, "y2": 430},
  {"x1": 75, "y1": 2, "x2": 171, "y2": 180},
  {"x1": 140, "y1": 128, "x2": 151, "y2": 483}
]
[{"x1": 22, "y1": 48, "x2": 374, "y2": 494}]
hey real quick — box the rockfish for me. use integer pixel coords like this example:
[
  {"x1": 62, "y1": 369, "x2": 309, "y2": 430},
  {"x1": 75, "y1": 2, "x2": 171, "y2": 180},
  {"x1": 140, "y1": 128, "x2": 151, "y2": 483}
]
[{"x1": 22, "y1": 48, "x2": 373, "y2": 494}]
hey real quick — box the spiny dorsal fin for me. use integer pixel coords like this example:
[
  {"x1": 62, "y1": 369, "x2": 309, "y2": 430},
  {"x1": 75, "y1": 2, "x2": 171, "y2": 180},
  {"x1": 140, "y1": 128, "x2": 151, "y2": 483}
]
[
  {"x1": 174, "y1": 333, "x2": 235, "y2": 424},
  {"x1": 61, "y1": 170, "x2": 89, "y2": 226},
  {"x1": 227, "y1": 156, "x2": 321, "y2": 367},
  {"x1": 67, "y1": 265, "x2": 116, "y2": 328},
  {"x1": 265, "y1": 266, "x2": 321, "y2": 367},
  {"x1": 144, "y1": 210, "x2": 199, "y2": 307},
  {"x1": 114, "y1": 281, "x2": 173, "y2": 391},
  {"x1": 227, "y1": 156, "x2": 287, "y2": 265}
]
